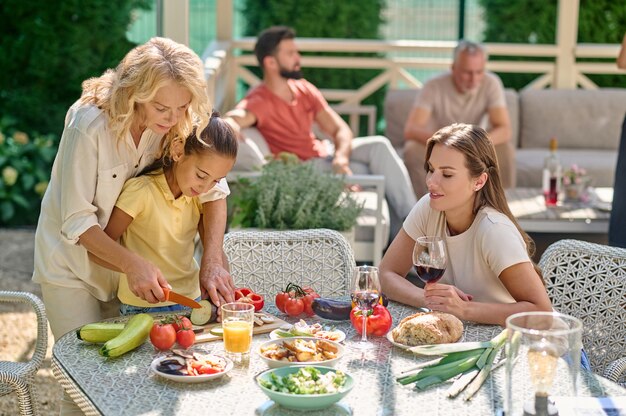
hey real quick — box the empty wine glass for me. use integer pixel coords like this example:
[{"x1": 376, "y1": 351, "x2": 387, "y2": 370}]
[
  {"x1": 412, "y1": 236, "x2": 447, "y2": 286},
  {"x1": 350, "y1": 265, "x2": 381, "y2": 349}
]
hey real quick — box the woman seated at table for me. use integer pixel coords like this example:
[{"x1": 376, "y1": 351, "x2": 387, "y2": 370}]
[{"x1": 380, "y1": 123, "x2": 552, "y2": 326}]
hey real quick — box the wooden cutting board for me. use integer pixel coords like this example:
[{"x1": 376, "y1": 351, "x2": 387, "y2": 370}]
[{"x1": 194, "y1": 314, "x2": 288, "y2": 343}]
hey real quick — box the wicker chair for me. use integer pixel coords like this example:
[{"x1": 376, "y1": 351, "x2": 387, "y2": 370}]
[
  {"x1": 223, "y1": 229, "x2": 356, "y2": 299},
  {"x1": 539, "y1": 239, "x2": 626, "y2": 386},
  {"x1": 0, "y1": 291, "x2": 48, "y2": 415}
]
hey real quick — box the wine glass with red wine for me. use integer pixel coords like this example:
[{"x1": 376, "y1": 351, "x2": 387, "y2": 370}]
[
  {"x1": 350, "y1": 265, "x2": 381, "y2": 349},
  {"x1": 412, "y1": 236, "x2": 447, "y2": 286}
]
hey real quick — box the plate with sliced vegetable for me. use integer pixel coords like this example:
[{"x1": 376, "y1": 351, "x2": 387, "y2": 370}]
[
  {"x1": 269, "y1": 320, "x2": 346, "y2": 343},
  {"x1": 150, "y1": 350, "x2": 233, "y2": 383}
]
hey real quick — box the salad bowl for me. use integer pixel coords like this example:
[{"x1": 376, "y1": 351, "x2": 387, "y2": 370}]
[{"x1": 256, "y1": 365, "x2": 354, "y2": 411}]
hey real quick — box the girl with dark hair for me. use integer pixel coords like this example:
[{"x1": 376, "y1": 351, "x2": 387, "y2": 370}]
[
  {"x1": 380, "y1": 123, "x2": 552, "y2": 326},
  {"x1": 89, "y1": 113, "x2": 238, "y2": 314}
]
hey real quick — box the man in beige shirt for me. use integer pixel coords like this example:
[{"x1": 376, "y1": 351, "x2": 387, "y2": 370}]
[{"x1": 403, "y1": 40, "x2": 513, "y2": 196}]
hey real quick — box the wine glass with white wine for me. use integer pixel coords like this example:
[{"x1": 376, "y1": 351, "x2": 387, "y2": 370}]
[{"x1": 350, "y1": 265, "x2": 381, "y2": 349}]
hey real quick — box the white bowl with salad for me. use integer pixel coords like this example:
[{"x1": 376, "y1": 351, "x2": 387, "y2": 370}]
[
  {"x1": 269, "y1": 319, "x2": 346, "y2": 343},
  {"x1": 256, "y1": 365, "x2": 354, "y2": 411}
]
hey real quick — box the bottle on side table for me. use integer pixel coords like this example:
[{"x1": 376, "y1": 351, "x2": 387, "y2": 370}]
[{"x1": 542, "y1": 137, "x2": 562, "y2": 206}]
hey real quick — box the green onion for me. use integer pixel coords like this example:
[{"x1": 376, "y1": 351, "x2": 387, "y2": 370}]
[
  {"x1": 397, "y1": 354, "x2": 480, "y2": 385},
  {"x1": 397, "y1": 329, "x2": 509, "y2": 398},
  {"x1": 408, "y1": 341, "x2": 493, "y2": 356},
  {"x1": 463, "y1": 341, "x2": 505, "y2": 400},
  {"x1": 446, "y1": 369, "x2": 479, "y2": 398}
]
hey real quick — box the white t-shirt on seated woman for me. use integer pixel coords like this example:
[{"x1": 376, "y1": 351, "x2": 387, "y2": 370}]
[{"x1": 403, "y1": 195, "x2": 531, "y2": 304}]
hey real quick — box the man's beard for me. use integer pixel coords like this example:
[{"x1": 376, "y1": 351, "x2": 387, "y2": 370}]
[{"x1": 279, "y1": 68, "x2": 303, "y2": 80}]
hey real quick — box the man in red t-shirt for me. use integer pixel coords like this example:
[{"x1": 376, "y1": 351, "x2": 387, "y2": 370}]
[{"x1": 226, "y1": 26, "x2": 416, "y2": 238}]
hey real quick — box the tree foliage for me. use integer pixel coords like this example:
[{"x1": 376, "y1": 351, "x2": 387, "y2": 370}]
[
  {"x1": 480, "y1": 0, "x2": 626, "y2": 89},
  {"x1": 242, "y1": 0, "x2": 386, "y2": 135},
  {"x1": 0, "y1": 0, "x2": 151, "y2": 137}
]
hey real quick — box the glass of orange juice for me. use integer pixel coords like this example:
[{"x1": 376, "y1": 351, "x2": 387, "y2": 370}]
[{"x1": 221, "y1": 302, "x2": 255, "y2": 362}]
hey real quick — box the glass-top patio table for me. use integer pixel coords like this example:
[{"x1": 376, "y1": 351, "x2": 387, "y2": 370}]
[
  {"x1": 51, "y1": 301, "x2": 625, "y2": 415},
  {"x1": 506, "y1": 187, "x2": 613, "y2": 233}
]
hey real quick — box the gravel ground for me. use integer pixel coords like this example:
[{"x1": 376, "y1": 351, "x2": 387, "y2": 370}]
[{"x1": 0, "y1": 228, "x2": 61, "y2": 415}]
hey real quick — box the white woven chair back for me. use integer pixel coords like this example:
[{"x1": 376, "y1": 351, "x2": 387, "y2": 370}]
[
  {"x1": 539, "y1": 239, "x2": 626, "y2": 378},
  {"x1": 0, "y1": 291, "x2": 48, "y2": 415},
  {"x1": 224, "y1": 229, "x2": 356, "y2": 298}
]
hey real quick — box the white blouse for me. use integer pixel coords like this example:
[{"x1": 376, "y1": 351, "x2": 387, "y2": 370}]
[
  {"x1": 403, "y1": 195, "x2": 530, "y2": 304},
  {"x1": 32, "y1": 103, "x2": 229, "y2": 301}
]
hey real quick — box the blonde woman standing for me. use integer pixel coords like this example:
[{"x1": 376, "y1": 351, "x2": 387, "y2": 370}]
[{"x1": 33, "y1": 38, "x2": 235, "y2": 352}]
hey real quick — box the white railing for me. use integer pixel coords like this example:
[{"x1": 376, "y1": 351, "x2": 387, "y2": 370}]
[{"x1": 203, "y1": 37, "x2": 623, "y2": 114}]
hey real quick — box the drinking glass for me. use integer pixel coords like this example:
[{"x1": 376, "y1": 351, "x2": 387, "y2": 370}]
[
  {"x1": 350, "y1": 265, "x2": 381, "y2": 349},
  {"x1": 221, "y1": 302, "x2": 255, "y2": 363},
  {"x1": 412, "y1": 236, "x2": 447, "y2": 286},
  {"x1": 505, "y1": 311, "x2": 583, "y2": 416}
]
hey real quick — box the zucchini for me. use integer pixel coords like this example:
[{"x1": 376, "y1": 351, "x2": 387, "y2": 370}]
[
  {"x1": 77, "y1": 322, "x2": 125, "y2": 343},
  {"x1": 190, "y1": 299, "x2": 218, "y2": 325},
  {"x1": 99, "y1": 313, "x2": 153, "y2": 358},
  {"x1": 311, "y1": 298, "x2": 352, "y2": 321}
]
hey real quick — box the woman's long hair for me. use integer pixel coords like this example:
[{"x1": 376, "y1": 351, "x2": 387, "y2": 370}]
[
  {"x1": 425, "y1": 123, "x2": 542, "y2": 277},
  {"x1": 79, "y1": 37, "x2": 211, "y2": 148}
]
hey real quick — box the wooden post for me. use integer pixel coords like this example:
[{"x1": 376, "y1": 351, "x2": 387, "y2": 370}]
[
  {"x1": 216, "y1": 0, "x2": 236, "y2": 111},
  {"x1": 554, "y1": 0, "x2": 579, "y2": 89},
  {"x1": 160, "y1": 0, "x2": 189, "y2": 45}
]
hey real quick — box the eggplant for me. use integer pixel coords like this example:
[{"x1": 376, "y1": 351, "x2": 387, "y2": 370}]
[
  {"x1": 311, "y1": 298, "x2": 352, "y2": 321},
  {"x1": 381, "y1": 293, "x2": 389, "y2": 307},
  {"x1": 156, "y1": 357, "x2": 186, "y2": 375},
  {"x1": 190, "y1": 299, "x2": 218, "y2": 325}
]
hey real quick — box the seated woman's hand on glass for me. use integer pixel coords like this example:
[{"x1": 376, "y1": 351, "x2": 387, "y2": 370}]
[{"x1": 424, "y1": 283, "x2": 473, "y2": 318}]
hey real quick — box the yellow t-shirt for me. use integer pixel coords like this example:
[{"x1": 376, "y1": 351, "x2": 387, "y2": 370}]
[{"x1": 115, "y1": 170, "x2": 202, "y2": 307}]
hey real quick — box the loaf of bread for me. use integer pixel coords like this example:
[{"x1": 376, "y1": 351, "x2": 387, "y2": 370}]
[{"x1": 391, "y1": 311, "x2": 463, "y2": 345}]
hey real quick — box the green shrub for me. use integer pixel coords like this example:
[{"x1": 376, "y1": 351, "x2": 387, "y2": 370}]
[
  {"x1": 0, "y1": 0, "x2": 152, "y2": 137},
  {"x1": 0, "y1": 119, "x2": 57, "y2": 226},
  {"x1": 242, "y1": 0, "x2": 386, "y2": 136},
  {"x1": 230, "y1": 153, "x2": 363, "y2": 231},
  {"x1": 480, "y1": 0, "x2": 626, "y2": 90}
]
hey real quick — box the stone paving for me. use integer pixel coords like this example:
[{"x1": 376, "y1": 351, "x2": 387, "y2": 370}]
[{"x1": 0, "y1": 228, "x2": 61, "y2": 415}]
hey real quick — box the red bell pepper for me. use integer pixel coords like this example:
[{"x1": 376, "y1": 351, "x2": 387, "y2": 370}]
[
  {"x1": 350, "y1": 304, "x2": 392, "y2": 337},
  {"x1": 234, "y1": 287, "x2": 264, "y2": 312}
]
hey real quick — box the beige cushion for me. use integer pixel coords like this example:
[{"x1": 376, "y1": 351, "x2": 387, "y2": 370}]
[
  {"x1": 519, "y1": 88, "x2": 626, "y2": 150},
  {"x1": 384, "y1": 89, "x2": 418, "y2": 150}
]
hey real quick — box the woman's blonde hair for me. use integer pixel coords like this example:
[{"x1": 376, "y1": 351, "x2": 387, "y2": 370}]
[
  {"x1": 79, "y1": 37, "x2": 210, "y2": 147},
  {"x1": 425, "y1": 123, "x2": 541, "y2": 275}
]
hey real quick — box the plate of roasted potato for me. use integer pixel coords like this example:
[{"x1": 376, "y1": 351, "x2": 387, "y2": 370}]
[{"x1": 257, "y1": 337, "x2": 344, "y2": 368}]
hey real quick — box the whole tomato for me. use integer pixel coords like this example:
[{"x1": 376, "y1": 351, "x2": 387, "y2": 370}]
[
  {"x1": 176, "y1": 328, "x2": 196, "y2": 349},
  {"x1": 275, "y1": 291, "x2": 290, "y2": 313},
  {"x1": 284, "y1": 296, "x2": 305, "y2": 316},
  {"x1": 349, "y1": 304, "x2": 392, "y2": 337},
  {"x1": 302, "y1": 292, "x2": 320, "y2": 316},
  {"x1": 276, "y1": 283, "x2": 319, "y2": 316},
  {"x1": 150, "y1": 322, "x2": 177, "y2": 351},
  {"x1": 171, "y1": 316, "x2": 192, "y2": 332}
]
